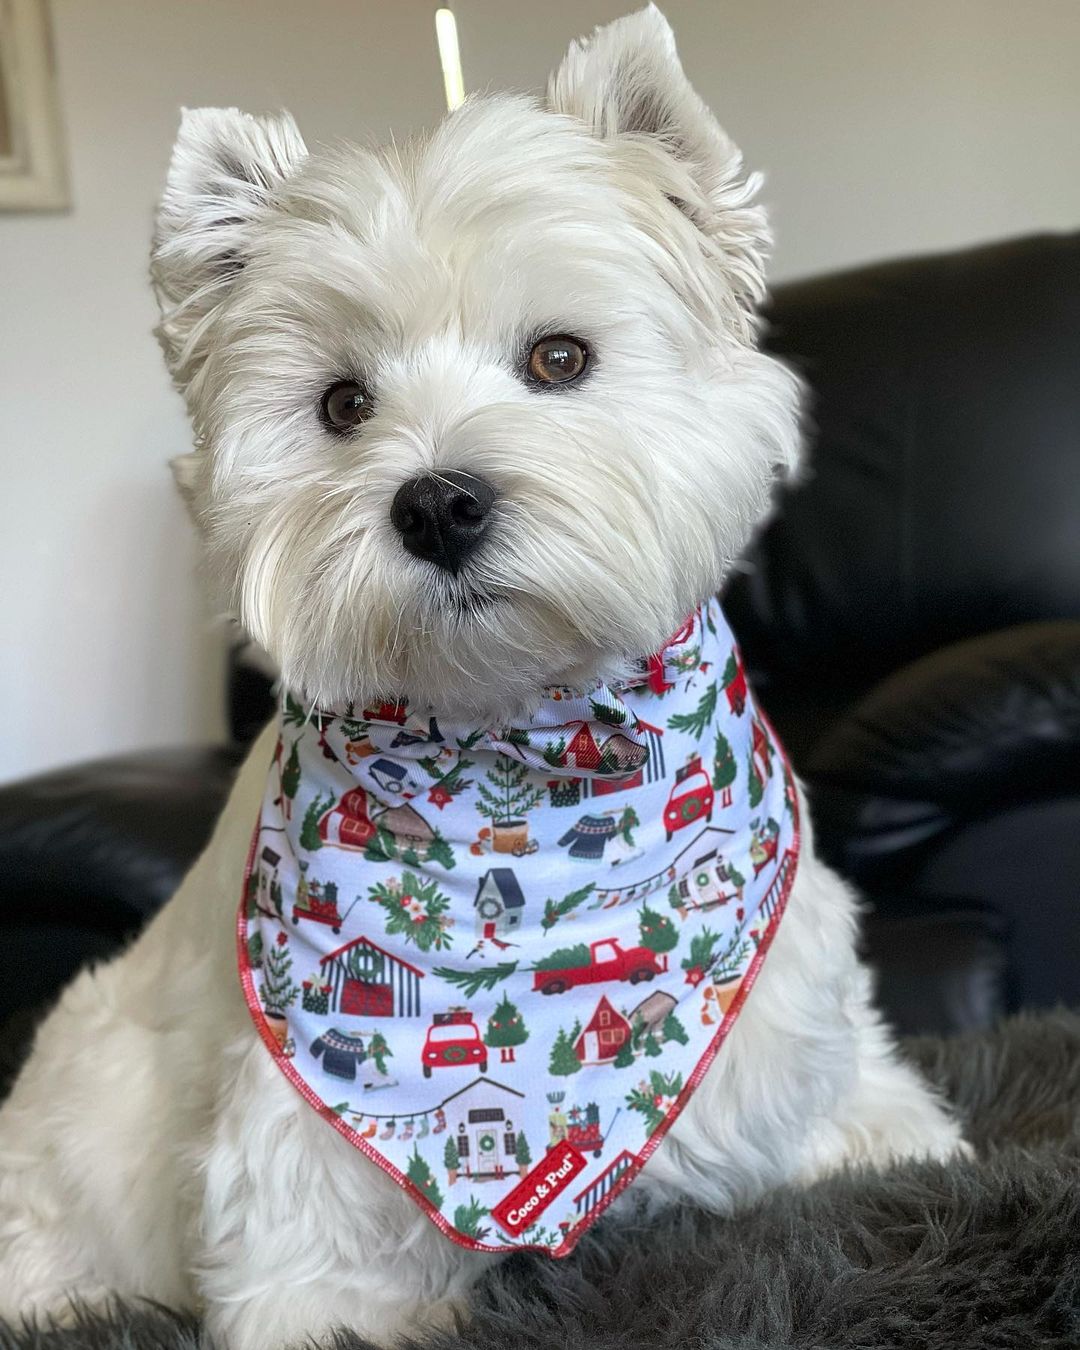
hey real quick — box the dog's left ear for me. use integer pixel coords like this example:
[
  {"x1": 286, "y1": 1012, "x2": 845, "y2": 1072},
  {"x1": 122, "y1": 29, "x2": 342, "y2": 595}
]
[{"x1": 548, "y1": 5, "x2": 767, "y2": 306}]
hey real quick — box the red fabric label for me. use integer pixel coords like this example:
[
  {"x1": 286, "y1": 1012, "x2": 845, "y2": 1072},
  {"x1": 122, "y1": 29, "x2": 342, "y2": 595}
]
[{"x1": 491, "y1": 1141, "x2": 588, "y2": 1237}]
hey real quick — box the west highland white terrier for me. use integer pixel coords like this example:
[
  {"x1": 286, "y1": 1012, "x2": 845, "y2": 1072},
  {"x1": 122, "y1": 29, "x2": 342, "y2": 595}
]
[{"x1": 0, "y1": 8, "x2": 965, "y2": 1348}]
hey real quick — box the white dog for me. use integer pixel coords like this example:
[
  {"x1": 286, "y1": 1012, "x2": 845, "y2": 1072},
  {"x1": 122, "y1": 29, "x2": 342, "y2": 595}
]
[{"x1": 0, "y1": 9, "x2": 964, "y2": 1348}]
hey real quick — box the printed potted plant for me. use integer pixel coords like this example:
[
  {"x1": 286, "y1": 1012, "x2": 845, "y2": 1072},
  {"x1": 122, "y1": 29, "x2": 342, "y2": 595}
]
[
  {"x1": 476, "y1": 755, "x2": 543, "y2": 854},
  {"x1": 444, "y1": 1135, "x2": 460, "y2": 1186},
  {"x1": 698, "y1": 930, "x2": 753, "y2": 1016},
  {"x1": 301, "y1": 973, "x2": 332, "y2": 1015},
  {"x1": 259, "y1": 932, "x2": 300, "y2": 1048}
]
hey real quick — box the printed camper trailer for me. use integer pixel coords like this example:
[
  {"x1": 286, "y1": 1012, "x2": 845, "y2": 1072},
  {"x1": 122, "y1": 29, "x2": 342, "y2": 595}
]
[{"x1": 670, "y1": 847, "x2": 744, "y2": 915}]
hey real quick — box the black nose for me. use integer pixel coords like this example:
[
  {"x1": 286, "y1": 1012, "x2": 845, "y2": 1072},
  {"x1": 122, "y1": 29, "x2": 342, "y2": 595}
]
[{"x1": 389, "y1": 471, "x2": 496, "y2": 573}]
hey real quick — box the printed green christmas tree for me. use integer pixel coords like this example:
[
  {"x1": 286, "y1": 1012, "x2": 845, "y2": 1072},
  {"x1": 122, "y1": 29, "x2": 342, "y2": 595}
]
[
  {"x1": 638, "y1": 902, "x2": 679, "y2": 955},
  {"x1": 661, "y1": 1011, "x2": 689, "y2": 1046},
  {"x1": 612, "y1": 1037, "x2": 635, "y2": 1068},
  {"x1": 299, "y1": 793, "x2": 334, "y2": 852},
  {"x1": 589, "y1": 696, "x2": 629, "y2": 727},
  {"x1": 540, "y1": 736, "x2": 568, "y2": 768},
  {"x1": 476, "y1": 754, "x2": 544, "y2": 827},
  {"x1": 549, "y1": 1023, "x2": 582, "y2": 1076},
  {"x1": 515, "y1": 1132, "x2": 532, "y2": 1168},
  {"x1": 747, "y1": 753, "x2": 764, "y2": 809},
  {"x1": 712, "y1": 729, "x2": 736, "y2": 803},
  {"x1": 444, "y1": 1137, "x2": 460, "y2": 1172},
  {"x1": 406, "y1": 1148, "x2": 444, "y2": 1211},
  {"x1": 280, "y1": 740, "x2": 301, "y2": 818},
  {"x1": 259, "y1": 933, "x2": 299, "y2": 1014},
  {"x1": 484, "y1": 994, "x2": 529, "y2": 1055}
]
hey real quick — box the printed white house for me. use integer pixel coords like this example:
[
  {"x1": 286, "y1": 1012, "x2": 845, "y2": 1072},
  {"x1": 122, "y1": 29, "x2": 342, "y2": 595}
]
[
  {"x1": 440, "y1": 1076, "x2": 526, "y2": 1182},
  {"x1": 473, "y1": 868, "x2": 526, "y2": 940}
]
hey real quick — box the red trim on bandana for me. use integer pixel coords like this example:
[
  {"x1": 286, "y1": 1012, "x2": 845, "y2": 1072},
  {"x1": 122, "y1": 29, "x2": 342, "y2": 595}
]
[{"x1": 236, "y1": 748, "x2": 800, "y2": 1259}]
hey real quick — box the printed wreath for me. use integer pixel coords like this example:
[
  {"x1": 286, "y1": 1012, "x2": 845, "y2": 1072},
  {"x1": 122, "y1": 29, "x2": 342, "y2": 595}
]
[{"x1": 368, "y1": 871, "x2": 453, "y2": 951}]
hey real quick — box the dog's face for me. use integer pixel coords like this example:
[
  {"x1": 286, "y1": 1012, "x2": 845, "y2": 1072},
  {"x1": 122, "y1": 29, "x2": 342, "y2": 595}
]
[{"x1": 153, "y1": 6, "x2": 798, "y2": 719}]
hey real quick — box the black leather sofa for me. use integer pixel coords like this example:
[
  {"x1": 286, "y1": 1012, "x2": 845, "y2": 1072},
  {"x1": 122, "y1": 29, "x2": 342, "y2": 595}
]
[{"x1": 3, "y1": 231, "x2": 1078, "y2": 1040}]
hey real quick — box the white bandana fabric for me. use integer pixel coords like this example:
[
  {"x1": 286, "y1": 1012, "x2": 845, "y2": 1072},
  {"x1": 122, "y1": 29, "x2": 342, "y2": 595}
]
[{"x1": 238, "y1": 598, "x2": 799, "y2": 1256}]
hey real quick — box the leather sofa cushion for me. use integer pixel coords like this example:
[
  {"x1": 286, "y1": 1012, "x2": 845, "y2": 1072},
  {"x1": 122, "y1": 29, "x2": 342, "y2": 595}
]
[
  {"x1": 806, "y1": 621, "x2": 1080, "y2": 809},
  {"x1": 725, "y1": 231, "x2": 1080, "y2": 760},
  {"x1": 0, "y1": 746, "x2": 245, "y2": 928}
]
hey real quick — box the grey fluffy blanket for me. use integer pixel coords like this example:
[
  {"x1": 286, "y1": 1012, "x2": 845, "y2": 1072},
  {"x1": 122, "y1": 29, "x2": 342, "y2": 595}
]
[{"x1": 2, "y1": 1009, "x2": 1078, "y2": 1350}]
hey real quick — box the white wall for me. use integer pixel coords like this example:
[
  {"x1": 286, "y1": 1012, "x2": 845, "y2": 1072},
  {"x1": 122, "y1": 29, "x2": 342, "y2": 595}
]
[
  {"x1": 454, "y1": 0, "x2": 1080, "y2": 281},
  {"x1": 0, "y1": 0, "x2": 445, "y2": 783},
  {"x1": 3, "y1": 0, "x2": 1079, "y2": 782}
]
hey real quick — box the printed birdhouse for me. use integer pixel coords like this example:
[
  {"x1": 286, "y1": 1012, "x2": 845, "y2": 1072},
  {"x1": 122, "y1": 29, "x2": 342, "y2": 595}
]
[{"x1": 473, "y1": 868, "x2": 525, "y2": 940}]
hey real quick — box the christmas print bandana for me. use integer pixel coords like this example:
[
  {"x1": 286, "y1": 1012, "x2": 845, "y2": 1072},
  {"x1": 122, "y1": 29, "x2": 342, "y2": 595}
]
[{"x1": 239, "y1": 597, "x2": 799, "y2": 1256}]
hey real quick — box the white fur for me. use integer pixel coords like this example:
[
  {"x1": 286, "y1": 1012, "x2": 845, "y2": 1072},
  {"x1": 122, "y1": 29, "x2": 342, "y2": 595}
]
[{"x1": 0, "y1": 8, "x2": 964, "y2": 1347}]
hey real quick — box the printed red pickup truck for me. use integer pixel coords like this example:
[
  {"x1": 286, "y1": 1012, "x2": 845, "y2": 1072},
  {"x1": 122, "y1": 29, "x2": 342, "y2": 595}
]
[{"x1": 532, "y1": 938, "x2": 668, "y2": 995}]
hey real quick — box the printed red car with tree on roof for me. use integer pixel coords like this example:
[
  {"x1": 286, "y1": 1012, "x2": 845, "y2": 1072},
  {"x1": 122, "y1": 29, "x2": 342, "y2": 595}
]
[
  {"x1": 663, "y1": 753, "x2": 715, "y2": 842},
  {"x1": 421, "y1": 1010, "x2": 488, "y2": 1077}
]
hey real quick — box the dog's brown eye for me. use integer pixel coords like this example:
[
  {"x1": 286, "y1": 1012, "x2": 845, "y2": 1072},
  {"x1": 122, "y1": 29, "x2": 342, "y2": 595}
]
[
  {"x1": 321, "y1": 380, "x2": 373, "y2": 432},
  {"x1": 527, "y1": 336, "x2": 588, "y2": 385}
]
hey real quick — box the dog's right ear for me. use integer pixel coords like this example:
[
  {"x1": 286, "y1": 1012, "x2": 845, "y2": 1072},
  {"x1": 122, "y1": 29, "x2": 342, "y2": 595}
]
[{"x1": 151, "y1": 108, "x2": 307, "y2": 393}]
